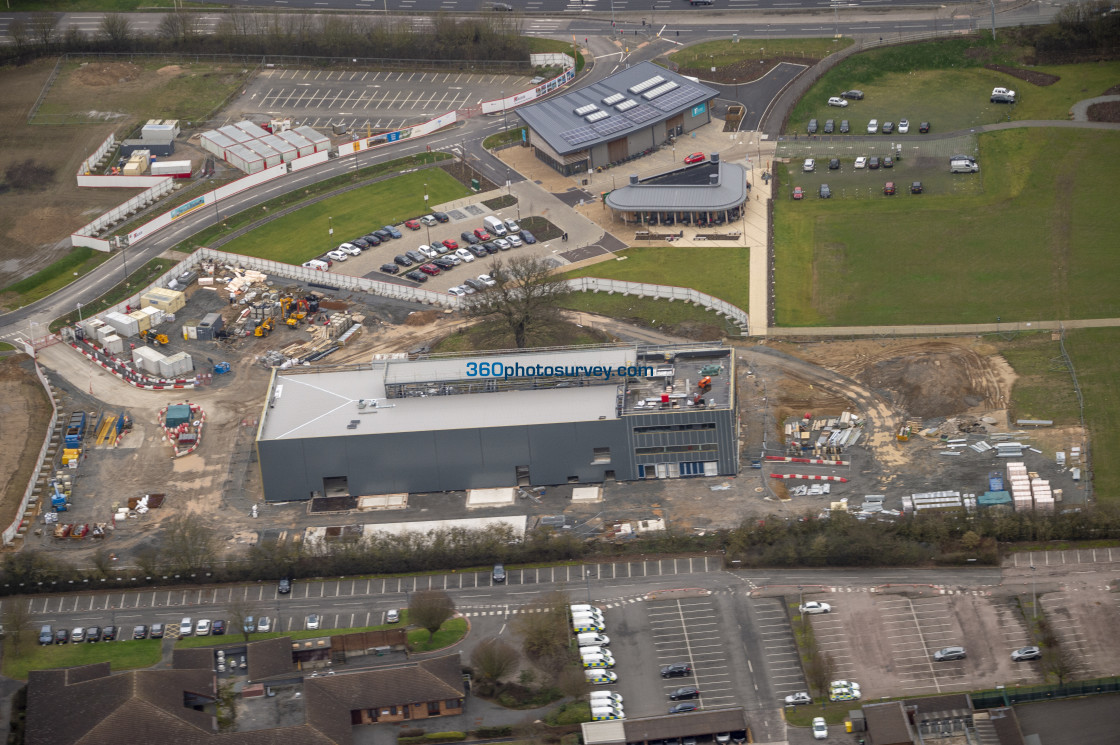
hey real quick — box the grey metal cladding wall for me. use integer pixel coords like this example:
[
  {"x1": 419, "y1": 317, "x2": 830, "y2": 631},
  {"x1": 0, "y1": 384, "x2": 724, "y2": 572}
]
[
  {"x1": 523, "y1": 420, "x2": 632, "y2": 485},
  {"x1": 258, "y1": 438, "x2": 313, "y2": 502}
]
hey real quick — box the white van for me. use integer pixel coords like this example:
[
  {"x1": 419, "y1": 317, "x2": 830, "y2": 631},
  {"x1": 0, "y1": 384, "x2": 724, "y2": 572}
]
[
  {"x1": 302, "y1": 259, "x2": 330, "y2": 271},
  {"x1": 585, "y1": 670, "x2": 617, "y2": 684},
  {"x1": 582, "y1": 653, "x2": 615, "y2": 668},
  {"x1": 950, "y1": 159, "x2": 979, "y2": 173},
  {"x1": 483, "y1": 216, "x2": 507, "y2": 236},
  {"x1": 589, "y1": 691, "x2": 623, "y2": 705},
  {"x1": 578, "y1": 632, "x2": 610, "y2": 647},
  {"x1": 580, "y1": 646, "x2": 607, "y2": 658},
  {"x1": 572, "y1": 621, "x2": 605, "y2": 634},
  {"x1": 590, "y1": 708, "x2": 624, "y2": 721},
  {"x1": 570, "y1": 604, "x2": 603, "y2": 615}
]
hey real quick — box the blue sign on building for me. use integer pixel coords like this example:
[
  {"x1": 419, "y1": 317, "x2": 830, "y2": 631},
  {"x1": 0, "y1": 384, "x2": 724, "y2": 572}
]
[{"x1": 691, "y1": 103, "x2": 707, "y2": 117}]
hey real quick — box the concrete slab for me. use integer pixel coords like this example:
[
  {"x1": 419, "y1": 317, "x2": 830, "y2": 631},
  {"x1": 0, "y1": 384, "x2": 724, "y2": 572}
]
[
  {"x1": 356, "y1": 494, "x2": 407, "y2": 511},
  {"x1": 466, "y1": 487, "x2": 517, "y2": 509},
  {"x1": 571, "y1": 485, "x2": 602, "y2": 503}
]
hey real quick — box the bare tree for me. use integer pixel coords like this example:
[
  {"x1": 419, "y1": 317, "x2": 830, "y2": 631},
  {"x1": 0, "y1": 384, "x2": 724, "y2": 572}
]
[
  {"x1": 409, "y1": 590, "x2": 456, "y2": 643},
  {"x1": 1042, "y1": 644, "x2": 1080, "y2": 684},
  {"x1": 7, "y1": 18, "x2": 29, "y2": 53},
  {"x1": 463, "y1": 256, "x2": 571, "y2": 348},
  {"x1": 163, "y1": 514, "x2": 217, "y2": 573},
  {"x1": 555, "y1": 663, "x2": 590, "y2": 699},
  {"x1": 470, "y1": 636, "x2": 520, "y2": 683},
  {"x1": 158, "y1": 12, "x2": 203, "y2": 44},
  {"x1": 804, "y1": 650, "x2": 836, "y2": 703},
  {"x1": 3, "y1": 601, "x2": 35, "y2": 660},
  {"x1": 225, "y1": 593, "x2": 260, "y2": 644},
  {"x1": 27, "y1": 12, "x2": 58, "y2": 48},
  {"x1": 99, "y1": 13, "x2": 132, "y2": 48},
  {"x1": 511, "y1": 590, "x2": 571, "y2": 675}
]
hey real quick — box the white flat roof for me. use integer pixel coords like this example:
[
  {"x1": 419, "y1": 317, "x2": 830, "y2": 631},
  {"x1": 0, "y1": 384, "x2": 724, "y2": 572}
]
[{"x1": 383, "y1": 347, "x2": 637, "y2": 385}]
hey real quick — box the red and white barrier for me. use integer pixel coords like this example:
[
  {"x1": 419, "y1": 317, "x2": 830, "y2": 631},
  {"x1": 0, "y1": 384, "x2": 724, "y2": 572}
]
[
  {"x1": 769, "y1": 474, "x2": 849, "y2": 482},
  {"x1": 765, "y1": 456, "x2": 850, "y2": 466}
]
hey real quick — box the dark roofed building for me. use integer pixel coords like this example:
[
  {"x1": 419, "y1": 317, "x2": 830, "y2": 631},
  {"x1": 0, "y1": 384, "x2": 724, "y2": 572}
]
[
  {"x1": 862, "y1": 693, "x2": 1026, "y2": 745},
  {"x1": 604, "y1": 153, "x2": 747, "y2": 226},
  {"x1": 308, "y1": 654, "x2": 465, "y2": 726},
  {"x1": 582, "y1": 707, "x2": 747, "y2": 744},
  {"x1": 247, "y1": 636, "x2": 298, "y2": 681},
  {"x1": 516, "y1": 61, "x2": 718, "y2": 176},
  {"x1": 863, "y1": 701, "x2": 914, "y2": 745}
]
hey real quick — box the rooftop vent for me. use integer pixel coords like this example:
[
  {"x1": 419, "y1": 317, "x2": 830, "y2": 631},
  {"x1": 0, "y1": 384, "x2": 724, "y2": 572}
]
[
  {"x1": 629, "y1": 174, "x2": 639, "y2": 185},
  {"x1": 574, "y1": 103, "x2": 599, "y2": 116},
  {"x1": 711, "y1": 153, "x2": 720, "y2": 164},
  {"x1": 709, "y1": 173, "x2": 719, "y2": 185}
]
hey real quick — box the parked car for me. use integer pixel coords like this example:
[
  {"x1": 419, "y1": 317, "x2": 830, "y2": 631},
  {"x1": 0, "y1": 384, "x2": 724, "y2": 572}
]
[
  {"x1": 182, "y1": 618, "x2": 195, "y2": 636},
  {"x1": 819, "y1": 184, "x2": 831, "y2": 198},
  {"x1": 661, "y1": 663, "x2": 692, "y2": 678},
  {"x1": 417, "y1": 245, "x2": 438, "y2": 259},
  {"x1": 86, "y1": 627, "x2": 102, "y2": 643},
  {"x1": 670, "y1": 686, "x2": 700, "y2": 700},
  {"x1": 460, "y1": 231, "x2": 480, "y2": 245},
  {"x1": 839, "y1": 119, "x2": 850, "y2": 133},
  {"x1": 824, "y1": 119, "x2": 834, "y2": 134},
  {"x1": 799, "y1": 601, "x2": 832, "y2": 614},
  {"x1": 919, "y1": 121, "x2": 930, "y2": 133},
  {"x1": 464, "y1": 278, "x2": 487, "y2": 292},
  {"x1": 683, "y1": 152, "x2": 705, "y2": 164},
  {"x1": 405, "y1": 219, "x2": 421, "y2": 230},
  {"x1": 884, "y1": 181, "x2": 896, "y2": 195},
  {"x1": 448, "y1": 286, "x2": 467, "y2": 297},
  {"x1": 480, "y1": 242, "x2": 500, "y2": 255},
  {"x1": 433, "y1": 212, "x2": 450, "y2": 223},
  {"x1": 243, "y1": 617, "x2": 255, "y2": 634},
  {"x1": 338, "y1": 243, "x2": 361, "y2": 256},
  {"x1": 196, "y1": 619, "x2": 212, "y2": 636},
  {"x1": 1011, "y1": 646, "x2": 1041, "y2": 661},
  {"x1": 867, "y1": 119, "x2": 879, "y2": 134},
  {"x1": 133, "y1": 625, "x2": 148, "y2": 640},
  {"x1": 854, "y1": 156, "x2": 867, "y2": 169},
  {"x1": 841, "y1": 89, "x2": 864, "y2": 99},
  {"x1": 387, "y1": 609, "x2": 400, "y2": 623},
  {"x1": 212, "y1": 620, "x2": 226, "y2": 636},
  {"x1": 504, "y1": 218, "x2": 521, "y2": 233},
  {"x1": 933, "y1": 646, "x2": 966, "y2": 662},
  {"x1": 305, "y1": 614, "x2": 320, "y2": 631},
  {"x1": 869, "y1": 156, "x2": 880, "y2": 169},
  {"x1": 67, "y1": 627, "x2": 84, "y2": 643},
  {"x1": 405, "y1": 270, "x2": 428, "y2": 282},
  {"x1": 454, "y1": 248, "x2": 476, "y2": 263},
  {"x1": 827, "y1": 96, "x2": 848, "y2": 107},
  {"x1": 898, "y1": 119, "x2": 910, "y2": 134},
  {"x1": 492, "y1": 564, "x2": 506, "y2": 583},
  {"x1": 493, "y1": 238, "x2": 511, "y2": 251},
  {"x1": 803, "y1": 158, "x2": 815, "y2": 172},
  {"x1": 420, "y1": 214, "x2": 438, "y2": 226},
  {"x1": 785, "y1": 692, "x2": 812, "y2": 706},
  {"x1": 468, "y1": 245, "x2": 488, "y2": 258},
  {"x1": 419, "y1": 263, "x2": 441, "y2": 276},
  {"x1": 792, "y1": 186, "x2": 804, "y2": 200},
  {"x1": 883, "y1": 156, "x2": 893, "y2": 168},
  {"x1": 477, "y1": 274, "x2": 496, "y2": 287},
  {"x1": 150, "y1": 623, "x2": 165, "y2": 639},
  {"x1": 278, "y1": 578, "x2": 291, "y2": 595},
  {"x1": 394, "y1": 254, "x2": 414, "y2": 267},
  {"x1": 102, "y1": 626, "x2": 116, "y2": 641},
  {"x1": 911, "y1": 181, "x2": 923, "y2": 194},
  {"x1": 507, "y1": 234, "x2": 523, "y2": 247},
  {"x1": 882, "y1": 121, "x2": 895, "y2": 134},
  {"x1": 326, "y1": 250, "x2": 348, "y2": 262},
  {"x1": 669, "y1": 702, "x2": 699, "y2": 714},
  {"x1": 39, "y1": 625, "x2": 54, "y2": 645},
  {"x1": 257, "y1": 617, "x2": 272, "y2": 633},
  {"x1": 441, "y1": 239, "x2": 459, "y2": 251},
  {"x1": 380, "y1": 263, "x2": 401, "y2": 274},
  {"x1": 362, "y1": 234, "x2": 382, "y2": 247},
  {"x1": 54, "y1": 629, "x2": 70, "y2": 644},
  {"x1": 433, "y1": 257, "x2": 457, "y2": 270},
  {"x1": 474, "y1": 228, "x2": 491, "y2": 241},
  {"x1": 829, "y1": 158, "x2": 840, "y2": 170},
  {"x1": 383, "y1": 225, "x2": 402, "y2": 239},
  {"x1": 807, "y1": 118, "x2": 818, "y2": 134},
  {"x1": 812, "y1": 717, "x2": 828, "y2": 740},
  {"x1": 350, "y1": 238, "x2": 370, "y2": 250},
  {"x1": 519, "y1": 229, "x2": 537, "y2": 244}
]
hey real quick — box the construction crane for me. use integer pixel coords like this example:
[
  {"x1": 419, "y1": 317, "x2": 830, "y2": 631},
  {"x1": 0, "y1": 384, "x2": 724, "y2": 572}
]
[{"x1": 254, "y1": 317, "x2": 274, "y2": 337}]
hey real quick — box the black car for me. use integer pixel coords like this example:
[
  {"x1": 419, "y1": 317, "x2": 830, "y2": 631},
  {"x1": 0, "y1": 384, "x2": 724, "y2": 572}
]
[
  {"x1": 86, "y1": 627, "x2": 102, "y2": 643},
  {"x1": 394, "y1": 255, "x2": 414, "y2": 267},
  {"x1": 839, "y1": 119, "x2": 850, "y2": 134},
  {"x1": 380, "y1": 263, "x2": 401, "y2": 274},
  {"x1": 661, "y1": 663, "x2": 692, "y2": 678},
  {"x1": 55, "y1": 629, "x2": 69, "y2": 644},
  {"x1": 212, "y1": 620, "x2": 226, "y2": 636},
  {"x1": 350, "y1": 238, "x2": 371, "y2": 250},
  {"x1": 405, "y1": 270, "x2": 428, "y2": 282},
  {"x1": 150, "y1": 623, "x2": 165, "y2": 639},
  {"x1": 807, "y1": 118, "x2": 818, "y2": 134},
  {"x1": 362, "y1": 234, "x2": 382, "y2": 247},
  {"x1": 519, "y1": 229, "x2": 537, "y2": 244},
  {"x1": 828, "y1": 158, "x2": 840, "y2": 170},
  {"x1": 881, "y1": 121, "x2": 894, "y2": 134},
  {"x1": 460, "y1": 231, "x2": 480, "y2": 245},
  {"x1": 840, "y1": 89, "x2": 864, "y2": 100},
  {"x1": 883, "y1": 156, "x2": 893, "y2": 168},
  {"x1": 919, "y1": 121, "x2": 930, "y2": 133},
  {"x1": 670, "y1": 686, "x2": 700, "y2": 700},
  {"x1": 278, "y1": 577, "x2": 292, "y2": 594},
  {"x1": 869, "y1": 156, "x2": 880, "y2": 169},
  {"x1": 492, "y1": 564, "x2": 506, "y2": 583},
  {"x1": 669, "y1": 702, "x2": 699, "y2": 714},
  {"x1": 433, "y1": 212, "x2": 450, "y2": 223},
  {"x1": 481, "y1": 242, "x2": 500, "y2": 255},
  {"x1": 133, "y1": 625, "x2": 149, "y2": 640},
  {"x1": 373, "y1": 229, "x2": 392, "y2": 241},
  {"x1": 432, "y1": 257, "x2": 457, "y2": 270},
  {"x1": 910, "y1": 181, "x2": 923, "y2": 194},
  {"x1": 102, "y1": 626, "x2": 116, "y2": 641},
  {"x1": 823, "y1": 119, "x2": 834, "y2": 134},
  {"x1": 819, "y1": 184, "x2": 831, "y2": 198}
]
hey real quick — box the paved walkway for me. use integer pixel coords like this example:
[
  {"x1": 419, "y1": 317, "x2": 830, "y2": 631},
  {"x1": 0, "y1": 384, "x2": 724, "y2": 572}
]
[{"x1": 1069, "y1": 95, "x2": 1120, "y2": 122}]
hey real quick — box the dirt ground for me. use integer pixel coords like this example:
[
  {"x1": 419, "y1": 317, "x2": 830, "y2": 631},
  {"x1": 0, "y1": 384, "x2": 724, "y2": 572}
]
[{"x1": 0, "y1": 354, "x2": 52, "y2": 534}]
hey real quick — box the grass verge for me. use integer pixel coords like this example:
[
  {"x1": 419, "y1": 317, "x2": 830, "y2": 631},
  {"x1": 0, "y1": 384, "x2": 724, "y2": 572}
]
[
  {"x1": 407, "y1": 617, "x2": 468, "y2": 652},
  {"x1": 483, "y1": 127, "x2": 528, "y2": 150},
  {"x1": 2, "y1": 639, "x2": 162, "y2": 680},
  {"x1": 1000, "y1": 335, "x2": 1081, "y2": 425},
  {"x1": 527, "y1": 38, "x2": 584, "y2": 72},
  {"x1": 0, "y1": 248, "x2": 112, "y2": 312},
  {"x1": 1065, "y1": 328, "x2": 1120, "y2": 501},
  {"x1": 668, "y1": 37, "x2": 852, "y2": 69},
  {"x1": 48, "y1": 258, "x2": 177, "y2": 333},
  {"x1": 557, "y1": 293, "x2": 735, "y2": 334},
  {"x1": 175, "y1": 616, "x2": 414, "y2": 648}
]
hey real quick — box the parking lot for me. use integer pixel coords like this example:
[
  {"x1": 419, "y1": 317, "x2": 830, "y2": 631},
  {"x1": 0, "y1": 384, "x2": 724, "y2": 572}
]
[
  {"x1": 750, "y1": 597, "x2": 809, "y2": 702},
  {"x1": 245, "y1": 69, "x2": 536, "y2": 131}
]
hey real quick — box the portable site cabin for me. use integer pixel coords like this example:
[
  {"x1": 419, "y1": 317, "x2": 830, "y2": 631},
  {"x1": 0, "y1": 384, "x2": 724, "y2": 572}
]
[
  {"x1": 276, "y1": 130, "x2": 316, "y2": 158},
  {"x1": 235, "y1": 120, "x2": 271, "y2": 140},
  {"x1": 294, "y1": 126, "x2": 330, "y2": 153},
  {"x1": 165, "y1": 404, "x2": 193, "y2": 427},
  {"x1": 200, "y1": 131, "x2": 237, "y2": 160},
  {"x1": 128, "y1": 310, "x2": 151, "y2": 333},
  {"x1": 142, "y1": 121, "x2": 180, "y2": 144},
  {"x1": 159, "y1": 352, "x2": 193, "y2": 379},
  {"x1": 218, "y1": 125, "x2": 254, "y2": 146},
  {"x1": 141, "y1": 287, "x2": 186, "y2": 313},
  {"x1": 226, "y1": 144, "x2": 265, "y2": 174},
  {"x1": 244, "y1": 139, "x2": 283, "y2": 169},
  {"x1": 104, "y1": 311, "x2": 140, "y2": 338},
  {"x1": 261, "y1": 134, "x2": 298, "y2": 163},
  {"x1": 132, "y1": 346, "x2": 164, "y2": 376}
]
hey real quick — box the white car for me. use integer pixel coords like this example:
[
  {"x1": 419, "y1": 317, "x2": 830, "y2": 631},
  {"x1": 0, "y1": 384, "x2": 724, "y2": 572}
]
[
  {"x1": 784, "y1": 692, "x2": 812, "y2": 706},
  {"x1": 493, "y1": 238, "x2": 511, "y2": 250},
  {"x1": 803, "y1": 158, "x2": 815, "y2": 172},
  {"x1": 454, "y1": 248, "x2": 476, "y2": 263},
  {"x1": 338, "y1": 242, "x2": 361, "y2": 256},
  {"x1": 448, "y1": 286, "x2": 467, "y2": 297},
  {"x1": 257, "y1": 616, "x2": 272, "y2": 633},
  {"x1": 477, "y1": 274, "x2": 496, "y2": 287},
  {"x1": 418, "y1": 245, "x2": 439, "y2": 259},
  {"x1": 506, "y1": 234, "x2": 522, "y2": 247},
  {"x1": 386, "y1": 609, "x2": 400, "y2": 623},
  {"x1": 898, "y1": 118, "x2": 910, "y2": 134},
  {"x1": 196, "y1": 619, "x2": 212, "y2": 636},
  {"x1": 504, "y1": 219, "x2": 521, "y2": 233},
  {"x1": 827, "y1": 96, "x2": 849, "y2": 107},
  {"x1": 326, "y1": 249, "x2": 348, "y2": 262},
  {"x1": 180, "y1": 618, "x2": 193, "y2": 636},
  {"x1": 305, "y1": 614, "x2": 320, "y2": 630},
  {"x1": 812, "y1": 717, "x2": 828, "y2": 740},
  {"x1": 867, "y1": 119, "x2": 879, "y2": 134},
  {"x1": 799, "y1": 601, "x2": 832, "y2": 615},
  {"x1": 854, "y1": 156, "x2": 867, "y2": 169}
]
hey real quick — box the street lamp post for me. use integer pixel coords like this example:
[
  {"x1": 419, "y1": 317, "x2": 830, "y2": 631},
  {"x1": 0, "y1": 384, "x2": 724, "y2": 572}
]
[
  {"x1": 1030, "y1": 565, "x2": 1037, "y2": 619},
  {"x1": 77, "y1": 302, "x2": 83, "y2": 323}
]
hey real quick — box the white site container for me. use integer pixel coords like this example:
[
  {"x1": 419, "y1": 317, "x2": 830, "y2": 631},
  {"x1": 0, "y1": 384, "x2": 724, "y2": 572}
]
[
  {"x1": 244, "y1": 139, "x2": 282, "y2": 168},
  {"x1": 200, "y1": 131, "x2": 236, "y2": 159},
  {"x1": 294, "y1": 125, "x2": 330, "y2": 152},
  {"x1": 158, "y1": 351, "x2": 193, "y2": 379},
  {"x1": 104, "y1": 311, "x2": 139, "y2": 338},
  {"x1": 261, "y1": 134, "x2": 297, "y2": 163},
  {"x1": 218, "y1": 124, "x2": 253, "y2": 145},
  {"x1": 103, "y1": 334, "x2": 124, "y2": 356},
  {"x1": 226, "y1": 144, "x2": 264, "y2": 174},
  {"x1": 276, "y1": 130, "x2": 315, "y2": 157},
  {"x1": 234, "y1": 120, "x2": 271, "y2": 140},
  {"x1": 131, "y1": 346, "x2": 165, "y2": 376}
]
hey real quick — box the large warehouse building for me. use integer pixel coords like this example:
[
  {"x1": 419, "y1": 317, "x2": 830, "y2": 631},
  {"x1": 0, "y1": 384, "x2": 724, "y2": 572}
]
[
  {"x1": 516, "y1": 61, "x2": 719, "y2": 177},
  {"x1": 255, "y1": 344, "x2": 738, "y2": 502}
]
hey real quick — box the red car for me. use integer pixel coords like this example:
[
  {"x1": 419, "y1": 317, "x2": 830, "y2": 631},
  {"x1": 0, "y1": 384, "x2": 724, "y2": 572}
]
[
  {"x1": 884, "y1": 181, "x2": 896, "y2": 195},
  {"x1": 792, "y1": 186, "x2": 804, "y2": 200},
  {"x1": 474, "y1": 228, "x2": 491, "y2": 241},
  {"x1": 684, "y1": 152, "x2": 705, "y2": 164},
  {"x1": 419, "y1": 263, "x2": 441, "y2": 276},
  {"x1": 404, "y1": 219, "x2": 421, "y2": 230},
  {"x1": 441, "y1": 239, "x2": 459, "y2": 251}
]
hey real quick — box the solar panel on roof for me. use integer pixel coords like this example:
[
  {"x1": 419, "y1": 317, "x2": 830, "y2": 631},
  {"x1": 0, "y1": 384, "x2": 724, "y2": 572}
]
[
  {"x1": 560, "y1": 126, "x2": 598, "y2": 146},
  {"x1": 585, "y1": 110, "x2": 610, "y2": 123},
  {"x1": 650, "y1": 87, "x2": 701, "y2": 112},
  {"x1": 628, "y1": 75, "x2": 665, "y2": 95},
  {"x1": 574, "y1": 103, "x2": 599, "y2": 116},
  {"x1": 601, "y1": 93, "x2": 625, "y2": 105},
  {"x1": 614, "y1": 99, "x2": 638, "y2": 112},
  {"x1": 591, "y1": 117, "x2": 628, "y2": 136},
  {"x1": 642, "y1": 81, "x2": 680, "y2": 100},
  {"x1": 623, "y1": 105, "x2": 660, "y2": 125}
]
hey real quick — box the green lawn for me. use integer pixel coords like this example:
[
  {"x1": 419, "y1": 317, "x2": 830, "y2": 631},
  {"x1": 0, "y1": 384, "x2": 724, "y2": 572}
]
[
  {"x1": 218, "y1": 170, "x2": 470, "y2": 264},
  {"x1": 562, "y1": 247, "x2": 748, "y2": 310},
  {"x1": 774, "y1": 127, "x2": 1120, "y2": 326},
  {"x1": 0, "y1": 247, "x2": 111, "y2": 312},
  {"x1": 407, "y1": 617, "x2": 468, "y2": 652},
  {"x1": 1065, "y1": 328, "x2": 1120, "y2": 501},
  {"x1": 668, "y1": 37, "x2": 853, "y2": 70},
  {"x1": 1000, "y1": 336, "x2": 1081, "y2": 426},
  {"x1": 527, "y1": 38, "x2": 585, "y2": 72},
  {"x1": 788, "y1": 37, "x2": 1120, "y2": 133},
  {"x1": 3, "y1": 639, "x2": 162, "y2": 681}
]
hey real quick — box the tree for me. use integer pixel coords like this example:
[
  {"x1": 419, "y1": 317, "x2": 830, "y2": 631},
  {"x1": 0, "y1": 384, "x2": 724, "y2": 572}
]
[
  {"x1": 27, "y1": 12, "x2": 58, "y2": 48},
  {"x1": 409, "y1": 590, "x2": 456, "y2": 642},
  {"x1": 463, "y1": 256, "x2": 571, "y2": 348},
  {"x1": 804, "y1": 650, "x2": 836, "y2": 703},
  {"x1": 511, "y1": 591, "x2": 570, "y2": 675},
  {"x1": 158, "y1": 11, "x2": 202, "y2": 44},
  {"x1": 225, "y1": 593, "x2": 260, "y2": 644},
  {"x1": 3, "y1": 601, "x2": 35, "y2": 660},
  {"x1": 1042, "y1": 644, "x2": 1080, "y2": 684},
  {"x1": 163, "y1": 514, "x2": 217, "y2": 573},
  {"x1": 470, "y1": 636, "x2": 519, "y2": 683},
  {"x1": 7, "y1": 18, "x2": 29, "y2": 53},
  {"x1": 99, "y1": 13, "x2": 132, "y2": 48}
]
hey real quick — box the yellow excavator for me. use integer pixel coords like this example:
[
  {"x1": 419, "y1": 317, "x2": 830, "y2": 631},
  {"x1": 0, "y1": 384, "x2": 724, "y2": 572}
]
[
  {"x1": 286, "y1": 298, "x2": 309, "y2": 327},
  {"x1": 140, "y1": 329, "x2": 169, "y2": 346},
  {"x1": 254, "y1": 317, "x2": 274, "y2": 337}
]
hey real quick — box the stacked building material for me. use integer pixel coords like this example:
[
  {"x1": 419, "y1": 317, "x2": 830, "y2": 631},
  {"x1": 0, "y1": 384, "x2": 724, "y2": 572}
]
[
  {"x1": 1031, "y1": 478, "x2": 1055, "y2": 512},
  {"x1": 996, "y1": 441, "x2": 1024, "y2": 458},
  {"x1": 902, "y1": 491, "x2": 964, "y2": 514},
  {"x1": 1007, "y1": 462, "x2": 1033, "y2": 511}
]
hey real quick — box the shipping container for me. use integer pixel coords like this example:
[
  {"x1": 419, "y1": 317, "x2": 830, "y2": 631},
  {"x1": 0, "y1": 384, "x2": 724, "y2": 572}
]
[
  {"x1": 129, "y1": 310, "x2": 151, "y2": 333},
  {"x1": 294, "y1": 126, "x2": 330, "y2": 153},
  {"x1": 150, "y1": 160, "x2": 193, "y2": 178},
  {"x1": 234, "y1": 120, "x2": 271, "y2": 140},
  {"x1": 260, "y1": 134, "x2": 297, "y2": 163},
  {"x1": 243, "y1": 139, "x2": 282, "y2": 168},
  {"x1": 276, "y1": 130, "x2": 315, "y2": 157},
  {"x1": 140, "y1": 288, "x2": 186, "y2": 313},
  {"x1": 103, "y1": 334, "x2": 124, "y2": 356},
  {"x1": 158, "y1": 351, "x2": 193, "y2": 379},
  {"x1": 225, "y1": 144, "x2": 264, "y2": 174},
  {"x1": 121, "y1": 140, "x2": 174, "y2": 158},
  {"x1": 104, "y1": 311, "x2": 139, "y2": 338},
  {"x1": 95, "y1": 324, "x2": 117, "y2": 346}
]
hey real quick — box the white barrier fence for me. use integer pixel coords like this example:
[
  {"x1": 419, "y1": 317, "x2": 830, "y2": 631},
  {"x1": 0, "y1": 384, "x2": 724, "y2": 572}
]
[
  {"x1": 481, "y1": 64, "x2": 576, "y2": 114},
  {"x1": 565, "y1": 277, "x2": 749, "y2": 332},
  {"x1": 3, "y1": 361, "x2": 58, "y2": 546},
  {"x1": 78, "y1": 133, "x2": 117, "y2": 177},
  {"x1": 71, "y1": 177, "x2": 177, "y2": 251}
]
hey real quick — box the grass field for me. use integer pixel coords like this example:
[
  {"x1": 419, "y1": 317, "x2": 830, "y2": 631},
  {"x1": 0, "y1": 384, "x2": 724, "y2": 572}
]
[
  {"x1": 1065, "y1": 328, "x2": 1120, "y2": 501},
  {"x1": 3, "y1": 639, "x2": 162, "y2": 680},
  {"x1": 527, "y1": 37, "x2": 585, "y2": 72},
  {"x1": 788, "y1": 38, "x2": 1120, "y2": 133},
  {"x1": 0, "y1": 247, "x2": 111, "y2": 311},
  {"x1": 773, "y1": 127, "x2": 1120, "y2": 326},
  {"x1": 1000, "y1": 336, "x2": 1081, "y2": 426},
  {"x1": 218, "y1": 170, "x2": 470, "y2": 264},
  {"x1": 407, "y1": 617, "x2": 468, "y2": 652},
  {"x1": 668, "y1": 37, "x2": 853, "y2": 69},
  {"x1": 173, "y1": 614, "x2": 468, "y2": 653}
]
